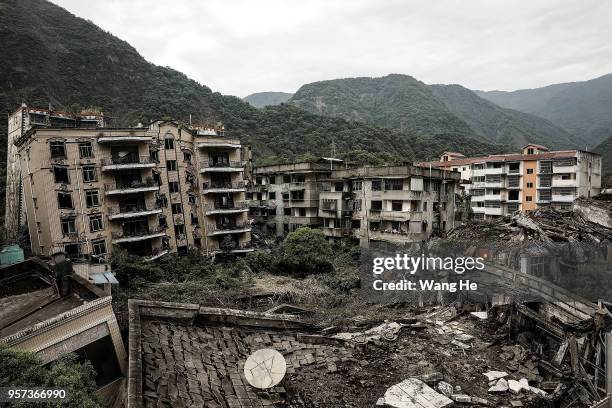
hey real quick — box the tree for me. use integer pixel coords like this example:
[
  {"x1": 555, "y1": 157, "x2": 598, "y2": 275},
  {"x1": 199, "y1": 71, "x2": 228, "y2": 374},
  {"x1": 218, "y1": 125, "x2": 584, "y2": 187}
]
[
  {"x1": 277, "y1": 227, "x2": 333, "y2": 277},
  {"x1": 0, "y1": 346, "x2": 101, "y2": 407}
]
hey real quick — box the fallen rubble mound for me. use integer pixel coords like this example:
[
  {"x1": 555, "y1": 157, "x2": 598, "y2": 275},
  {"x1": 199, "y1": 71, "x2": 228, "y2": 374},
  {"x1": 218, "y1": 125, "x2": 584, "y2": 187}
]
[{"x1": 447, "y1": 204, "x2": 612, "y2": 244}]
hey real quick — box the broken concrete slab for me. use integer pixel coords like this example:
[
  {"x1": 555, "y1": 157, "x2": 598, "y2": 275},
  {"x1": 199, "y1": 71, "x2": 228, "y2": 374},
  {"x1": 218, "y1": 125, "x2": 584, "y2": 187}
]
[
  {"x1": 471, "y1": 396, "x2": 489, "y2": 406},
  {"x1": 381, "y1": 378, "x2": 453, "y2": 408},
  {"x1": 454, "y1": 333, "x2": 474, "y2": 342},
  {"x1": 436, "y1": 381, "x2": 453, "y2": 397},
  {"x1": 451, "y1": 394, "x2": 471, "y2": 403},
  {"x1": 483, "y1": 371, "x2": 508, "y2": 381},
  {"x1": 416, "y1": 372, "x2": 443, "y2": 385},
  {"x1": 508, "y1": 378, "x2": 530, "y2": 394},
  {"x1": 451, "y1": 339, "x2": 471, "y2": 350},
  {"x1": 488, "y1": 378, "x2": 509, "y2": 393},
  {"x1": 470, "y1": 311, "x2": 488, "y2": 320},
  {"x1": 528, "y1": 386, "x2": 548, "y2": 398}
]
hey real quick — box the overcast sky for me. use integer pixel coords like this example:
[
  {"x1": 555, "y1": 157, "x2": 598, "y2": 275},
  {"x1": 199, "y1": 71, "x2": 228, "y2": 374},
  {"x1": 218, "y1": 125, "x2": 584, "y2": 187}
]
[{"x1": 51, "y1": 0, "x2": 612, "y2": 97}]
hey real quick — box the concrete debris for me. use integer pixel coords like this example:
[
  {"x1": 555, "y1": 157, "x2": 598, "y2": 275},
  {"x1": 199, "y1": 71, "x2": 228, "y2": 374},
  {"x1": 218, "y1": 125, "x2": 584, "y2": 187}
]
[
  {"x1": 508, "y1": 378, "x2": 530, "y2": 394},
  {"x1": 528, "y1": 386, "x2": 549, "y2": 398},
  {"x1": 436, "y1": 381, "x2": 454, "y2": 397},
  {"x1": 488, "y1": 378, "x2": 509, "y2": 393},
  {"x1": 333, "y1": 321, "x2": 402, "y2": 344},
  {"x1": 380, "y1": 378, "x2": 453, "y2": 408},
  {"x1": 510, "y1": 401, "x2": 524, "y2": 407},
  {"x1": 451, "y1": 339, "x2": 471, "y2": 350},
  {"x1": 454, "y1": 333, "x2": 474, "y2": 342},
  {"x1": 447, "y1": 205, "x2": 612, "y2": 244},
  {"x1": 451, "y1": 394, "x2": 471, "y2": 403},
  {"x1": 416, "y1": 372, "x2": 444, "y2": 385},
  {"x1": 470, "y1": 311, "x2": 488, "y2": 320},
  {"x1": 573, "y1": 197, "x2": 612, "y2": 229},
  {"x1": 483, "y1": 371, "x2": 508, "y2": 381},
  {"x1": 471, "y1": 396, "x2": 489, "y2": 406}
]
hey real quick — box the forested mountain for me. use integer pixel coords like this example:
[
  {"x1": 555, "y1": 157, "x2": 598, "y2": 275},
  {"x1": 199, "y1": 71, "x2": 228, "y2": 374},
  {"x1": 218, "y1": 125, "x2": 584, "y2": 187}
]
[
  {"x1": 290, "y1": 74, "x2": 579, "y2": 150},
  {"x1": 0, "y1": 0, "x2": 508, "y2": 216},
  {"x1": 243, "y1": 92, "x2": 293, "y2": 108},
  {"x1": 476, "y1": 74, "x2": 612, "y2": 147},
  {"x1": 430, "y1": 84, "x2": 580, "y2": 149}
]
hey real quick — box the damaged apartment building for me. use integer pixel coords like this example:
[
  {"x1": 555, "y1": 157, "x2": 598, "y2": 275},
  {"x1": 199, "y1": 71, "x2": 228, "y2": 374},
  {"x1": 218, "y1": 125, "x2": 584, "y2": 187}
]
[
  {"x1": 247, "y1": 161, "x2": 459, "y2": 246},
  {"x1": 420, "y1": 144, "x2": 602, "y2": 221},
  {"x1": 5, "y1": 104, "x2": 252, "y2": 260}
]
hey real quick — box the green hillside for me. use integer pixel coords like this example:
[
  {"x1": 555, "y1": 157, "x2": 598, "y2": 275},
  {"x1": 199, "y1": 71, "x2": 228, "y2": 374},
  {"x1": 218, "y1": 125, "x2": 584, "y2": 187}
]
[
  {"x1": 430, "y1": 84, "x2": 579, "y2": 148},
  {"x1": 290, "y1": 74, "x2": 579, "y2": 150},
  {"x1": 476, "y1": 74, "x2": 612, "y2": 147},
  {"x1": 594, "y1": 135, "x2": 612, "y2": 186},
  {"x1": 0, "y1": 0, "x2": 507, "y2": 216},
  {"x1": 243, "y1": 92, "x2": 294, "y2": 108}
]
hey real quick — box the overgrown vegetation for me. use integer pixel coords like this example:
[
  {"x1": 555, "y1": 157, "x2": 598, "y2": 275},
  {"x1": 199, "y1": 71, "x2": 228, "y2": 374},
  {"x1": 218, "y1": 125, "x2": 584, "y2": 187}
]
[{"x1": 0, "y1": 346, "x2": 101, "y2": 408}]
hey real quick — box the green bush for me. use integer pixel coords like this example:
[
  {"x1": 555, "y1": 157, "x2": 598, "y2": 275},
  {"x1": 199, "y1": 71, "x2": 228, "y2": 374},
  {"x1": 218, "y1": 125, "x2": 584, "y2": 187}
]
[
  {"x1": 0, "y1": 346, "x2": 101, "y2": 408},
  {"x1": 277, "y1": 227, "x2": 333, "y2": 277}
]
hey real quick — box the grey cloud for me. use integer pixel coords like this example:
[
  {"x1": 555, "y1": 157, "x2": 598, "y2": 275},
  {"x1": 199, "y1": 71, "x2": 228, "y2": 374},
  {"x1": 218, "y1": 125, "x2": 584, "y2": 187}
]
[{"x1": 51, "y1": 0, "x2": 612, "y2": 96}]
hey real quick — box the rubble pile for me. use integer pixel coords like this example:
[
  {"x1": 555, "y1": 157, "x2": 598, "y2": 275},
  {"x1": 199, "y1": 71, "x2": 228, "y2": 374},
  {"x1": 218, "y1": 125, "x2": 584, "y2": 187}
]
[{"x1": 447, "y1": 205, "x2": 612, "y2": 244}]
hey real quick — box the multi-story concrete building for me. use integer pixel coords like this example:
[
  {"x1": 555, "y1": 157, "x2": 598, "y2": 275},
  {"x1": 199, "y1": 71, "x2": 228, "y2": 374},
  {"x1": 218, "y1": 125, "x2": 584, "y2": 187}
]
[
  {"x1": 247, "y1": 160, "x2": 336, "y2": 236},
  {"x1": 318, "y1": 165, "x2": 459, "y2": 246},
  {"x1": 6, "y1": 105, "x2": 251, "y2": 259},
  {"x1": 247, "y1": 162, "x2": 460, "y2": 246},
  {"x1": 420, "y1": 144, "x2": 602, "y2": 220}
]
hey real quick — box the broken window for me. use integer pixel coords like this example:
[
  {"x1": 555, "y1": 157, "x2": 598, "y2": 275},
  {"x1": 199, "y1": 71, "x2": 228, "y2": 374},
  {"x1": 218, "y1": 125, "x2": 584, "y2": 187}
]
[
  {"x1": 174, "y1": 224, "x2": 185, "y2": 235},
  {"x1": 269, "y1": 176, "x2": 276, "y2": 184},
  {"x1": 294, "y1": 174, "x2": 305, "y2": 183},
  {"x1": 334, "y1": 182, "x2": 344, "y2": 192},
  {"x1": 172, "y1": 203, "x2": 182, "y2": 214},
  {"x1": 283, "y1": 175, "x2": 291, "y2": 183},
  {"x1": 85, "y1": 190, "x2": 100, "y2": 207},
  {"x1": 164, "y1": 138, "x2": 174, "y2": 150},
  {"x1": 284, "y1": 207, "x2": 291, "y2": 216},
  {"x1": 372, "y1": 180, "x2": 382, "y2": 191},
  {"x1": 92, "y1": 239, "x2": 107, "y2": 255},
  {"x1": 50, "y1": 140, "x2": 66, "y2": 158},
  {"x1": 169, "y1": 181, "x2": 180, "y2": 193},
  {"x1": 53, "y1": 166, "x2": 70, "y2": 184},
  {"x1": 269, "y1": 192, "x2": 276, "y2": 200},
  {"x1": 82, "y1": 165, "x2": 97, "y2": 182},
  {"x1": 79, "y1": 141, "x2": 93, "y2": 158},
  {"x1": 183, "y1": 151, "x2": 192, "y2": 163},
  {"x1": 64, "y1": 244, "x2": 80, "y2": 257},
  {"x1": 370, "y1": 200, "x2": 382, "y2": 211},
  {"x1": 384, "y1": 179, "x2": 403, "y2": 191},
  {"x1": 391, "y1": 201, "x2": 403, "y2": 211},
  {"x1": 352, "y1": 181, "x2": 362, "y2": 191},
  {"x1": 167, "y1": 160, "x2": 177, "y2": 171},
  {"x1": 61, "y1": 217, "x2": 76, "y2": 235},
  {"x1": 89, "y1": 214, "x2": 103, "y2": 232},
  {"x1": 188, "y1": 194, "x2": 196, "y2": 204},
  {"x1": 57, "y1": 192, "x2": 73, "y2": 209}
]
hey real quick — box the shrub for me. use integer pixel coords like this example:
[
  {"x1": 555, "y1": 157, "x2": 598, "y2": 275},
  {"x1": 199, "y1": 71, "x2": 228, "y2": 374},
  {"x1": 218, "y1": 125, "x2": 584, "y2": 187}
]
[{"x1": 277, "y1": 227, "x2": 333, "y2": 277}]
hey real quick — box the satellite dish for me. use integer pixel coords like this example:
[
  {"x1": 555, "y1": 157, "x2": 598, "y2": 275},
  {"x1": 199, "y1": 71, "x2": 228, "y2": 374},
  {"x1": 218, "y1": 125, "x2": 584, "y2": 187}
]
[{"x1": 243, "y1": 348, "x2": 287, "y2": 389}]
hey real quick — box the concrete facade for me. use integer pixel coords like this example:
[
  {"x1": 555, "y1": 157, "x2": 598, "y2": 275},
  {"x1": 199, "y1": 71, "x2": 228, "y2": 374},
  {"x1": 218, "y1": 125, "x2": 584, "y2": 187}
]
[
  {"x1": 421, "y1": 144, "x2": 602, "y2": 221},
  {"x1": 7, "y1": 106, "x2": 251, "y2": 259},
  {"x1": 247, "y1": 162, "x2": 460, "y2": 246}
]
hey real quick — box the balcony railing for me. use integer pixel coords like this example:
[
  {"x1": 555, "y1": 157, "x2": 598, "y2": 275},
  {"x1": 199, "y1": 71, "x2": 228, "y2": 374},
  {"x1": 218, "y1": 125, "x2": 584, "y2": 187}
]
[
  {"x1": 112, "y1": 225, "x2": 165, "y2": 240},
  {"x1": 200, "y1": 160, "x2": 242, "y2": 169},
  {"x1": 105, "y1": 178, "x2": 157, "y2": 190},
  {"x1": 101, "y1": 156, "x2": 153, "y2": 166},
  {"x1": 107, "y1": 204, "x2": 161, "y2": 218},
  {"x1": 202, "y1": 181, "x2": 246, "y2": 190},
  {"x1": 206, "y1": 223, "x2": 250, "y2": 234},
  {"x1": 205, "y1": 202, "x2": 248, "y2": 212}
]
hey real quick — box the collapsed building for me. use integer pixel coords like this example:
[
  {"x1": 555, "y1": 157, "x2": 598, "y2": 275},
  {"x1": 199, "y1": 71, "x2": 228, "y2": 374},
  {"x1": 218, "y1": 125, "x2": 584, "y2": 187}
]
[{"x1": 0, "y1": 258, "x2": 127, "y2": 401}]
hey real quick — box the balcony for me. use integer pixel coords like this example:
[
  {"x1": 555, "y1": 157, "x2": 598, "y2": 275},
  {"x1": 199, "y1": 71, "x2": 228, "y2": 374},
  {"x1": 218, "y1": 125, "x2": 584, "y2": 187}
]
[
  {"x1": 212, "y1": 242, "x2": 255, "y2": 255},
  {"x1": 202, "y1": 181, "x2": 246, "y2": 194},
  {"x1": 107, "y1": 205, "x2": 162, "y2": 220},
  {"x1": 104, "y1": 181, "x2": 159, "y2": 196},
  {"x1": 551, "y1": 178, "x2": 577, "y2": 188},
  {"x1": 112, "y1": 226, "x2": 166, "y2": 244},
  {"x1": 97, "y1": 135, "x2": 152, "y2": 143},
  {"x1": 101, "y1": 156, "x2": 155, "y2": 171},
  {"x1": 248, "y1": 200, "x2": 276, "y2": 209},
  {"x1": 551, "y1": 194, "x2": 576, "y2": 203},
  {"x1": 197, "y1": 140, "x2": 241, "y2": 149},
  {"x1": 206, "y1": 223, "x2": 251, "y2": 237},
  {"x1": 204, "y1": 202, "x2": 249, "y2": 215},
  {"x1": 200, "y1": 160, "x2": 243, "y2": 173}
]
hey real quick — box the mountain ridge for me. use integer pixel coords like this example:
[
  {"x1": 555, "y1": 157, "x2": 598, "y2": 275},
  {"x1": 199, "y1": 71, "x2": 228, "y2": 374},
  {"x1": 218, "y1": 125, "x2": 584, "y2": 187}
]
[
  {"x1": 289, "y1": 74, "x2": 579, "y2": 150},
  {"x1": 243, "y1": 92, "x2": 293, "y2": 108}
]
